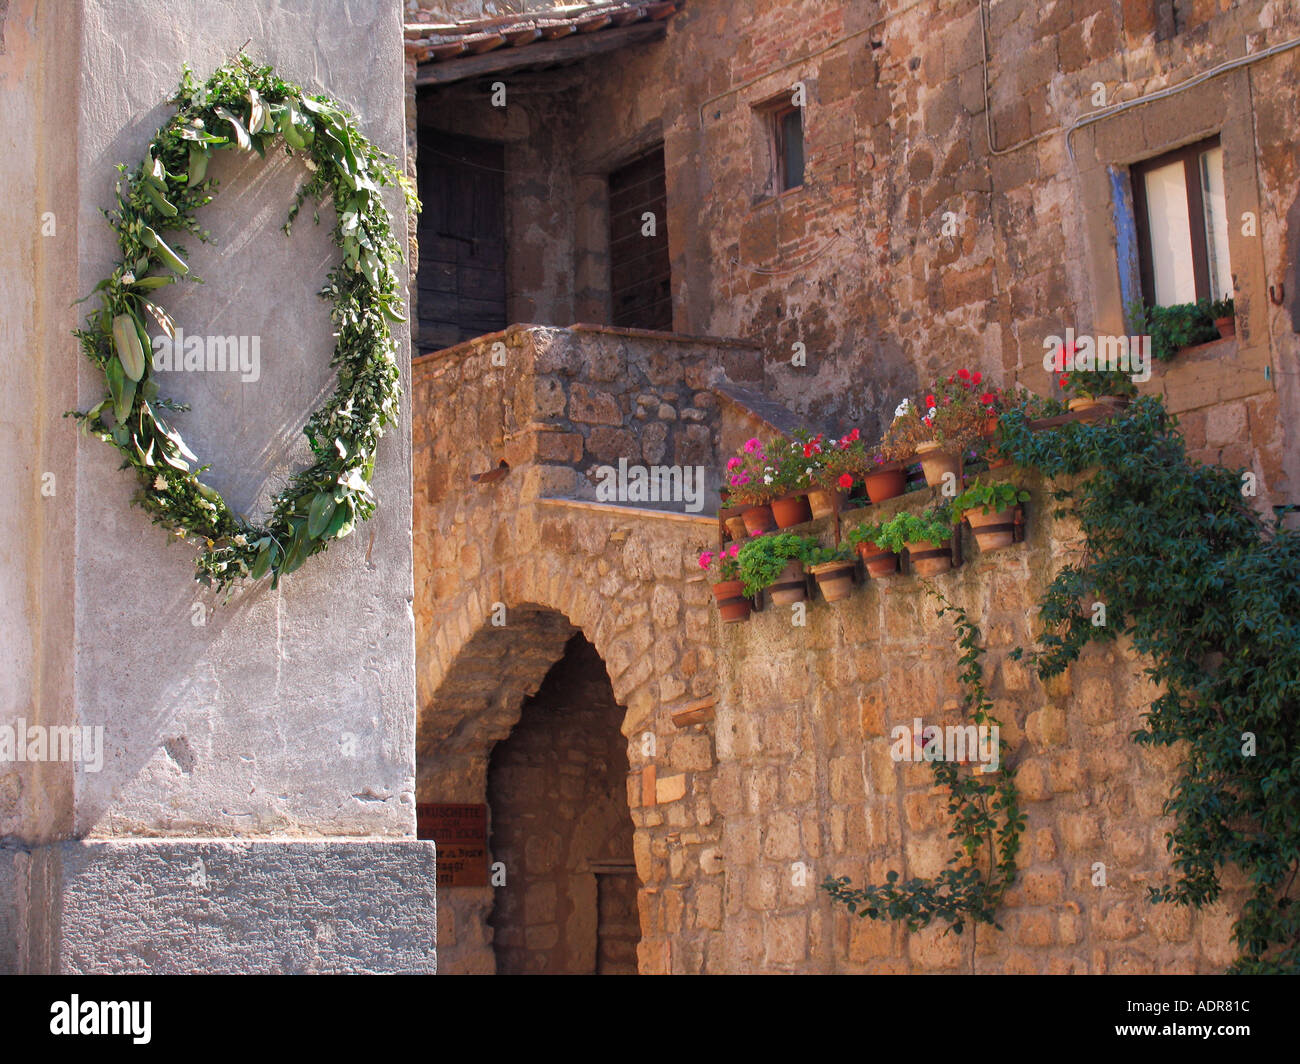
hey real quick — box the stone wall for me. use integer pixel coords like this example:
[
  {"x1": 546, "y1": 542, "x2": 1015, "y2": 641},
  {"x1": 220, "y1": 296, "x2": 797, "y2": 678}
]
[
  {"x1": 406, "y1": 0, "x2": 1300, "y2": 505},
  {"x1": 412, "y1": 324, "x2": 1244, "y2": 973},
  {"x1": 2, "y1": 0, "x2": 436, "y2": 972}
]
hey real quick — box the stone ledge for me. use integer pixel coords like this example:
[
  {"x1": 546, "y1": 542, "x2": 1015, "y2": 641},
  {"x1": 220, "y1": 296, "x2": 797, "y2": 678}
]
[
  {"x1": 2, "y1": 839, "x2": 437, "y2": 974},
  {"x1": 537, "y1": 496, "x2": 718, "y2": 525}
]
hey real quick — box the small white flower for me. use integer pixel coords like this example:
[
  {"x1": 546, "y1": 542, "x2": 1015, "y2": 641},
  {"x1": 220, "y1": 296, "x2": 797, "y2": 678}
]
[
  {"x1": 894, "y1": 398, "x2": 912, "y2": 419},
  {"x1": 233, "y1": 534, "x2": 247, "y2": 547},
  {"x1": 764, "y1": 474, "x2": 774, "y2": 484},
  {"x1": 153, "y1": 475, "x2": 167, "y2": 491},
  {"x1": 304, "y1": 158, "x2": 318, "y2": 172},
  {"x1": 927, "y1": 407, "x2": 937, "y2": 420}
]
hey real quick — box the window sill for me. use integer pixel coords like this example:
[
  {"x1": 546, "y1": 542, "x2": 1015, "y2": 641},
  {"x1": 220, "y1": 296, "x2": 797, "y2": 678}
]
[{"x1": 749, "y1": 184, "x2": 805, "y2": 211}]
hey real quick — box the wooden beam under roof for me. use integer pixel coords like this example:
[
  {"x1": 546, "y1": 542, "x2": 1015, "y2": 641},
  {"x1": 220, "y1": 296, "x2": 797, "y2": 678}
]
[{"x1": 416, "y1": 19, "x2": 667, "y2": 86}]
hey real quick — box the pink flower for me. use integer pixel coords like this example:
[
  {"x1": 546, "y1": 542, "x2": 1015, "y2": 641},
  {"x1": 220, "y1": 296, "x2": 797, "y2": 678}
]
[
  {"x1": 743, "y1": 438, "x2": 762, "y2": 454},
  {"x1": 698, "y1": 551, "x2": 713, "y2": 569},
  {"x1": 730, "y1": 473, "x2": 750, "y2": 486},
  {"x1": 727, "y1": 456, "x2": 742, "y2": 471}
]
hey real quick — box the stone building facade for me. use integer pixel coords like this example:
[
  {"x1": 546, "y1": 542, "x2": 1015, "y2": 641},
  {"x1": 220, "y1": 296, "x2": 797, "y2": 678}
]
[{"x1": 407, "y1": 0, "x2": 1297, "y2": 973}]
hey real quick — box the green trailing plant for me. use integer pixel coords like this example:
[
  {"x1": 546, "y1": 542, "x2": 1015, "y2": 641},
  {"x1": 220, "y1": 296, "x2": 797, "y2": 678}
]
[
  {"x1": 848, "y1": 506, "x2": 952, "y2": 556},
  {"x1": 735, "y1": 532, "x2": 819, "y2": 597},
  {"x1": 68, "y1": 56, "x2": 418, "y2": 591},
  {"x1": 998, "y1": 395, "x2": 1300, "y2": 972},
  {"x1": 1127, "y1": 298, "x2": 1225, "y2": 362},
  {"x1": 822, "y1": 591, "x2": 1025, "y2": 934},
  {"x1": 951, "y1": 480, "x2": 1030, "y2": 520}
]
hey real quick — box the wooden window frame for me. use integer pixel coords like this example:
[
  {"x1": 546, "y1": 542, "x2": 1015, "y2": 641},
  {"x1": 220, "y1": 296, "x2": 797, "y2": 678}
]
[
  {"x1": 1131, "y1": 134, "x2": 1221, "y2": 308},
  {"x1": 771, "y1": 103, "x2": 804, "y2": 193}
]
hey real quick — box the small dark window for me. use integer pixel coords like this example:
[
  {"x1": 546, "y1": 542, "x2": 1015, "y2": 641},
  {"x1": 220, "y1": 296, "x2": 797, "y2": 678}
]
[
  {"x1": 774, "y1": 106, "x2": 805, "y2": 191},
  {"x1": 1131, "y1": 136, "x2": 1231, "y2": 308}
]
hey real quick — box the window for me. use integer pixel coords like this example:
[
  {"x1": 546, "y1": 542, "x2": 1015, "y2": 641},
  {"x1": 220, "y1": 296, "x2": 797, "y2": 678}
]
[
  {"x1": 772, "y1": 105, "x2": 805, "y2": 192},
  {"x1": 608, "y1": 146, "x2": 672, "y2": 330},
  {"x1": 1132, "y1": 136, "x2": 1232, "y2": 307},
  {"x1": 754, "y1": 95, "x2": 804, "y2": 197}
]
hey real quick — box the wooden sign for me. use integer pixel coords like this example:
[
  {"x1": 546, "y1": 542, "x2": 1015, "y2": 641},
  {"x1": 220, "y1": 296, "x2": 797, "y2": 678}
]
[{"x1": 417, "y1": 802, "x2": 489, "y2": 887}]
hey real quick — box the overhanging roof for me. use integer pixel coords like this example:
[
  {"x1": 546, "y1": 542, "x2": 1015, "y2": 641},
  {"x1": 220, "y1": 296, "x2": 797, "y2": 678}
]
[{"x1": 408, "y1": 1, "x2": 684, "y2": 87}]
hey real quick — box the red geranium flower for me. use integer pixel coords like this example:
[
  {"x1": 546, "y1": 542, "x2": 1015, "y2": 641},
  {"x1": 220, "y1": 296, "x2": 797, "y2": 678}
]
[
  {"x1": 837, "y1": 473, "x2": 853, "y2": 489},
  {"x1": 972, "y1": 371, "x2": 982, "y2": 385},
  {"x1": 957, "y1": 368, "x2": 971, "y2": 381},
  {"x1": 980, "y1": 392, "x2": 996, "y2": 405},
  {"x1": 925, "y1": 394, "x2": 936, "y2": 408}
]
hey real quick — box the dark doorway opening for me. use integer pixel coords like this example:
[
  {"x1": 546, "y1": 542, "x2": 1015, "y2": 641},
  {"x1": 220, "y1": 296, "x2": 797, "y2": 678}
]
[
  {"x1": 416, "y1": 131, "x2": 507, "y2": 352},
  {"x1": 487, "y1": 633, "x2": 638, "y2": 974},
  {"x1": 608, "y1": 146, "x2": 672, "y2": 330}
]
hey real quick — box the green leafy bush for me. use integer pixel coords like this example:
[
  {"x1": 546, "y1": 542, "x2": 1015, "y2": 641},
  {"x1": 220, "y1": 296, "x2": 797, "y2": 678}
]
[
  {"x1": 735, "y1": 532, "x2": 819, "y2": 597},
  {"x1": 1128, "y1": 298, "x2": 1225, "y2": 362},
  {"x1": 847, "y1": 507, "x2": 952, "y2": 555},
  {"x1": 804, "y1": 543, "x2": 855, "y2": 566},
  {"x1": 951, "y1": 480, "x2": 1030, "y2": 519}
]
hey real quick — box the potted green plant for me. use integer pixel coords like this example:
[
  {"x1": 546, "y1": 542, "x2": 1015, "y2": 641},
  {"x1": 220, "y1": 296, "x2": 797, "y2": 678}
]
[
  {"x1": 859, "y1": 507, "x2": 954, "y2": 577},
  {"x1": 885, "y1": 371, "x2": 988, "y2": 488},
  {"x1": 725, "y1": 438, "x2": 778, "y2": 535},
  {"x1": 767, "y1": 435, "x2": 816, "y2": 528},
  {"x1": 1209, "y1": 297, "x2": 1236, "y2": 340},
  {"x1": 699, "y1": 542, "x2": 750, "y2": 623},
  {"x1": 845, "y1": 521, "x2": 899, "y2": 577},
  {"x1": 1051, "y1": 340, "x2": 1139, "y2": 411},
  {"x1": 736, "y1": 532, "x2": 818, "y2": 605},
  {"x1": 806, "y1": 428, "x2": 864, "y2": 518},
  {"x1": 804, "y1": 542, "x2": 857, "y2": 602},
  {"x1": 951, "y1": 479, "x2": 1030, "y2": 552},
  {"x1": 1127, "y1": 298, "x2": 1223, "y2": 360}
]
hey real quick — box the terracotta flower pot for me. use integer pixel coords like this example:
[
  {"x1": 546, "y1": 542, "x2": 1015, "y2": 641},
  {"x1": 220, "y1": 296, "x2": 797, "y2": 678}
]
[
  {"x1": 723, "y1": 515, "x2": 748, "y2": 540},
  {"x1": 711, "y1": 579, "x2": 752, "y2": 623},
  {"x1": 965, "y1": 505, "x2": 1019, "y2": 552},
  {"x1": 742, "y1": 503, "x2": 776, "y2": 536},
  {"x1": 1215, "y1": 316, "x2": 1236, "y2": 340},
  {"x1": 1068, "y1": 396, "x2": 1130, "y2": 413},
  {"x1": 915, "y1": 441, "x2": 961, "y2": 489},
  {"x1": 908, "y1": 538, "x2": 952, "y2": 577},
  {"x1": 765, "y1": 559, "x2": 807, "y2": 605},
  {"x1": 808, "y1": 560, "x2": 856, "y2": 602},
  {"x1": 854, "y1": 539, "x2": 899, "y2": 578},
  {"x1": 771, "y1": 494, "x2": 813, "y2": 528},
  {"x1": 864, "y1": 463, "x2": 907, "y2": 503},
  {"x1": 806, "y1": 488, "x2": 844, "y2": 521},
  {"x1": 981, "y1": 416, "x2": 1012, "y2": 469}
]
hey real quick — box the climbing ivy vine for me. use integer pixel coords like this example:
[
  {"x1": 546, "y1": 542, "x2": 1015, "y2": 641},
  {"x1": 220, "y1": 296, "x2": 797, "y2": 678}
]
[
  {"x1": 822, "y1": 591, "x2": 1025, "y2": 936},
  {"x1": 997, "y1": 395, "x2": 1300, "y2": 973}
]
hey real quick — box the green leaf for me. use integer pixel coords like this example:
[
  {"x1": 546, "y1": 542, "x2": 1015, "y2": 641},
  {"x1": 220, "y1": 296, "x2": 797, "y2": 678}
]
[
  {"x1": 215, "y1": 106, "x2": 251, "y2": 150},
  {"x1": 307, "y1": 491, "x2": 337, "y2": 538}
]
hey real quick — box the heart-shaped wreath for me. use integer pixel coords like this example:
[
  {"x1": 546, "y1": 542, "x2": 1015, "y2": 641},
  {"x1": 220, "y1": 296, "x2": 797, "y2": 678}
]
[{"x1": 70, "y1": 56, "x2": 417, "y2": 591}]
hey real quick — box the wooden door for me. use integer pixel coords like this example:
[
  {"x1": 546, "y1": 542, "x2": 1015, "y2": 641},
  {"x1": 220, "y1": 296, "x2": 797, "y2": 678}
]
[
  {"x1": 416, "y1": 133, "x2": 507, "y2": 352},
  {"x1": 608, "y1": 147, "x2": 672, "y2": 330}
]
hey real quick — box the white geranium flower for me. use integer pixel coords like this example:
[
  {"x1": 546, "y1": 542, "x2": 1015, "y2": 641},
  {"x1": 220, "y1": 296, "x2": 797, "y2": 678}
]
[
  {"x1": 153, "y1": 475, "x2": 167, "y2": 491},
  {"x1": 894, "y1": 398, "x2": 912, "y2": 419},
  {"x1": 233, "y1": 534, "x2": 248, "y2": 547},
  {"x1": 764, "y1": 474, "x2": 774, "y2": 484}
]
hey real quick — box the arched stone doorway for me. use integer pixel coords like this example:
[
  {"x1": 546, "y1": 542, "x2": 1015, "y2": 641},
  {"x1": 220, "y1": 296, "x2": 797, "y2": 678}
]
[{"x1": 487, "y1": 633, "x2": 638, "y2": 974}]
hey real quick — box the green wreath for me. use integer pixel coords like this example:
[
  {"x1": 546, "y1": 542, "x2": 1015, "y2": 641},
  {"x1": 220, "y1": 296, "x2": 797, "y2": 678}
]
[{"x1": 70, "y1": 56, "x2": 418, "y2": 591}]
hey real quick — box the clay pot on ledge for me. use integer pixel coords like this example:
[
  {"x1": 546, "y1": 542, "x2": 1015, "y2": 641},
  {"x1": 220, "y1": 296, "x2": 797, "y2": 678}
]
[
  {"x1": 742, "y1": 503, "x2": 777, "y2": 536},
  {"x1": 710, "y1": 580, "x2": 752, "y2": 623},
  {"x1": 981, "y1": 416, "x2": 1012, "y2": 470},
  {"x1": 723, "y1": 514, "x2": 748, "y2": 541},
  {"x1": 806, "y1": 488, "x2": 844, "y2": 521},
  {"x1": 864, "y1": 462, "x2": 908, "y2": 503},
  {"x1": 854, "y1": 539, "x2": 899, "y2": 578},
  {"x1": 1215, "y1": 315, "x2": 1236, "y2": 340},
  {"x1": 765, "y1": 559, "x2": 808, "y2": 605},
  {"x1": 907, "y1": 538, "x2": 952, "y2": 577},
  {"x1": 965, "y1": 505, "x2": 1021, "y2": 552},
  {"x1": 1068, "y1": 396, "x2": 1130, "y2": 414},
  {"x1": 915, "y1": 441, "x2": 962, "y2": 489},
  {"x1": 807, "y1": 560, "x2": 856, "y2": 602},
  {"x1": 771, "y1": 494, "x2": 813, "y2": 528}
]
